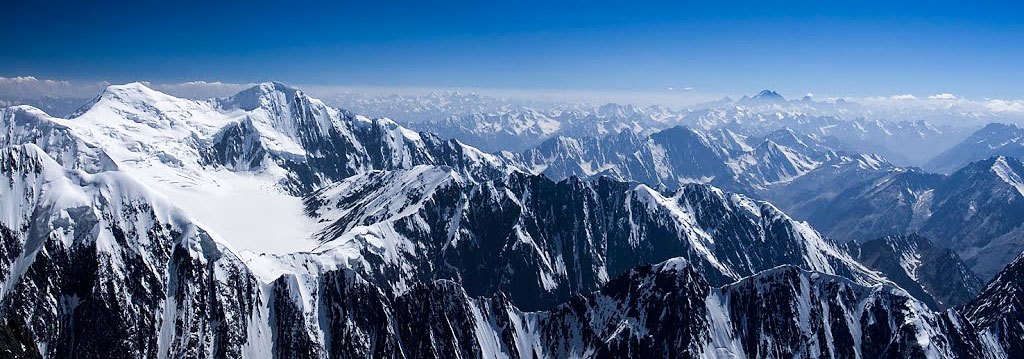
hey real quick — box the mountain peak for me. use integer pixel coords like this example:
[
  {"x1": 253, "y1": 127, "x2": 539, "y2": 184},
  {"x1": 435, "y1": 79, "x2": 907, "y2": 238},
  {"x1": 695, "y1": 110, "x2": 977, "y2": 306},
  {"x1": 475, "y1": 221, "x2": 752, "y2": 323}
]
[
  {"x1": 755, "y1": 89, "x2": 784, "y2": 100},
  {"x1": 70, "y1": 81, "x2": 182, "y2": 118},
  {"x1": 99, "y1": 81, "x2": 164, "y2": 99},
  {"x1": 980, "y1": 122, "x2": 1021, "y2": 133},
  {"x1": 222, "y1": 81, "x2": 304, "y2": 111}
]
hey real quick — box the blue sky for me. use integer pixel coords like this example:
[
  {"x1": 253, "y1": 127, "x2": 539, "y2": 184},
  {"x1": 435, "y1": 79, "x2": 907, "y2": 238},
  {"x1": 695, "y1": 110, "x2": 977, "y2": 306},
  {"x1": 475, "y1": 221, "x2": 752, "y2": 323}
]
[{"x1": 2, "y1": 0, "x2": 1022, "y2": 98}]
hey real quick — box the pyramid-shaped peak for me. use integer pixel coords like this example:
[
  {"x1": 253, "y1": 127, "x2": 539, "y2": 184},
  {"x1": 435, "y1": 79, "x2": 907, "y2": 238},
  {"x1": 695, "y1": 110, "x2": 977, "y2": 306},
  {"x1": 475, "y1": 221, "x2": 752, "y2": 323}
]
[
  {"x1": 754, "y1": 89, "x2": 785, "y2": 100},
  {"x1": 222, "y1": 81, "x2": 306, "y2": 111},
  {"x1": 99, "y1": 82, "x2": 167, "y2": 99}
]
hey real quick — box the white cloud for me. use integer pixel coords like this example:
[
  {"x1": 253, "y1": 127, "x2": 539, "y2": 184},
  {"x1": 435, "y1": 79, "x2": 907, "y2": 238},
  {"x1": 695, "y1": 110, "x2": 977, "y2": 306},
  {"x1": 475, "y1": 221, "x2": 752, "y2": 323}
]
[
  {"x1": 928, "y1": 93, "x2": 957, "y2": 100},
  {"x1": 805, "y1": 92, "x2": 814, "y2": 98},
  {"x1": 666, "y1": 86, "x2": 674, "y2": 91},
  {"x1": 683, "y1": 87, "x2": 694, "y2": 91},
  {"x1": 0, "y1": 75, "x2": 99, "y2": 98},
  {"x1": 986, "y1": 99, "x2": 1024, "y2": 113},
  {"x1": 890, "y1": 94, "x2": 918, "y2": 100}
]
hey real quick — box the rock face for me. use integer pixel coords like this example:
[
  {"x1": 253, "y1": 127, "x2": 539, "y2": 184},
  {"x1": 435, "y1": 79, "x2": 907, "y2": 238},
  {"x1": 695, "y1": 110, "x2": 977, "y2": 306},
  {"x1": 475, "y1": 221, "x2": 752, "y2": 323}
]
[
  {"x1": 963, "y1": 250, "x2": 1024, "y2": 358},
  {"x1": 846, "y1": 234, "x2": 984, "y2": 310},
  {"x1": 0, "y1": 144, "x2": 995, "y2": 358},
  {"x1": 0, "y1": 144, "x2": 262, "y2": 358},
  {"x1": 769, "y1": 154, "x2": 1024, "y2": 280},
  {"x1": 302, "y1": 165, "x2": 881, "y2": 310},
  {"x1": 766, "y1": 158, "x2": 941, "y2": 242}
]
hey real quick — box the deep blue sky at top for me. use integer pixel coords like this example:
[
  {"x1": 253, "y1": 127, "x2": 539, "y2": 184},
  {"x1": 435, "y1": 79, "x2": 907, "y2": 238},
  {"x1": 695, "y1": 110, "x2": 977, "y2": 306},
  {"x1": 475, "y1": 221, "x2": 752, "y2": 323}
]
[{"x1": 2, "y1": 0, "x2": 1022, "y2": 98}]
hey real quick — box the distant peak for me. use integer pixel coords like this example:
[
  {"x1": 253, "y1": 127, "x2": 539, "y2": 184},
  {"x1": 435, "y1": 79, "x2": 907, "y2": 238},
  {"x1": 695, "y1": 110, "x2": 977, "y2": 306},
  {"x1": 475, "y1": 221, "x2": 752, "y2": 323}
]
[
  {"x1": 980, "y1": 122, "x2": 1020, "y2": 131},
  {"x1": 70, "y1": 82, "x2": 172, "y2": 118},
  {"x1": 101, "y1": 82, "x2": 161, "y2": 97},
  {"x1": 754, "y1": 89, "x2": 784, "y2": 100},
  {"x1": 225, "y1": 81, "x2": 304, "y2": 111},
  {"x1": 252, "y1": 81, "x2": 300, "y2": 96}
]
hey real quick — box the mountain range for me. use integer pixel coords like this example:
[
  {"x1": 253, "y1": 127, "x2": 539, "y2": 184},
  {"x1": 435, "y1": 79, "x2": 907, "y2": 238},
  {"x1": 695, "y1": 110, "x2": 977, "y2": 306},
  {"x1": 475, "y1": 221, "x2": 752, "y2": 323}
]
[
  {"x1": 926, "y1": 122, "x2": 1024, "y2": 173},
  {"x1": 1, "y1": 82, "x2": 1023, "y2": 358},
  {"x1": 401, "y1": 90, "x2": 983, "y2": 167}
]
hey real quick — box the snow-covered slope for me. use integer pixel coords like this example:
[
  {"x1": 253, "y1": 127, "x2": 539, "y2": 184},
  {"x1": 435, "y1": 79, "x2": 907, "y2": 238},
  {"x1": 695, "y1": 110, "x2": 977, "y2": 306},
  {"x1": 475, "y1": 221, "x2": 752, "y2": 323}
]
[
  {"x1": 287, "y1": 166, "x2": 885, "y2": 310},
  {"x1": 1, "y1": 83, "x2": 1019, "y2": 358},
  {"x1": 964, "y1": 250, "x2": 1024, "y2": 358},
  {"x1": 505, "y1": 125, "x2": 837, "y2": 196},
  {"x1": 0, "y1": 143, "x2": 1008, "y2": 359},
  {"x1": 0, "y1": 144, "x2": 263, "y2": 358},
  {"x1": 1, "y1": 105, "x2": 117, "y2": 173},
  {"x1": 921, "y1": 156, "x2": 1024, "y2": 279},
  {"x1": 3, "y1": 82, "x2": 513, "y2": 254}
]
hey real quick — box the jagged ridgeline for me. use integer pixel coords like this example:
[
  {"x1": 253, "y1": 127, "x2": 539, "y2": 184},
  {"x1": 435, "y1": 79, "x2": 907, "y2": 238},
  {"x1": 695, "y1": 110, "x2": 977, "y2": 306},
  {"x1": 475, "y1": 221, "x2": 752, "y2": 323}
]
[{"x1": 0, "y1": 83, "x2": 1020, "y2": 358}]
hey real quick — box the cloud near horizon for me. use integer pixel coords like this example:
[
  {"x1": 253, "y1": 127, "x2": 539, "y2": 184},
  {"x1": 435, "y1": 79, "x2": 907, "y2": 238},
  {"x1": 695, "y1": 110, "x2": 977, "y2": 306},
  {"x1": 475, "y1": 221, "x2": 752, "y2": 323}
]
[
  {"x1": 2, "y1": 75, "x2": 1024, "y2": 114},
  {"x1": 928, "y1": 93, "x2": 958, "y2": 100},
  {"x1": 890, "y1": 94, "x2": 918, "y2": 100}
]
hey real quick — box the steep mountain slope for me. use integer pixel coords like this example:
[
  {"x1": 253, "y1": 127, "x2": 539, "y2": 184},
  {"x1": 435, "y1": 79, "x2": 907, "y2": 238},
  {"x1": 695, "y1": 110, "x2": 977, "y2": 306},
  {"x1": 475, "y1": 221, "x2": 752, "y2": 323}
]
[
  {"x1": 963, "y1": 250, "x2": 1024, "y2": 358},
  {"x1": 3, "y1": 82, "x2": 512, "y2": 254},
  {"x1": 0, "y1": 144, "x2": 264, "y2": 358},
  {"x1": 846, "y1": 234, "x2": 984, "y2": 310},
  {"x1": 768, "y1": 155, "x2": 1024, "y2": 280},
  {"x1": 506, "y1": 125, "x2": 834, "y2": 196},
  {"x1": 68, "y1": 81, "x2": 509, "y2": 193},
  {"x1": 766, "y1": 158, "x2": 942, "y2": 242},
  {"x1": 294, "y1": 165, "x2": 883, "y2": 310},
  {"x1": 2, "y1": 143, "x2": 1003, "y2": 358},
  {"x1": 1, "y1": 105, "x2": 117, "y2": 173},
  {"x1": 926, "y1": 123, "x2": 1024, "y2": 173},
  {"x1": 920, "y1": 156, "x2": 1024, "y2": 279}
]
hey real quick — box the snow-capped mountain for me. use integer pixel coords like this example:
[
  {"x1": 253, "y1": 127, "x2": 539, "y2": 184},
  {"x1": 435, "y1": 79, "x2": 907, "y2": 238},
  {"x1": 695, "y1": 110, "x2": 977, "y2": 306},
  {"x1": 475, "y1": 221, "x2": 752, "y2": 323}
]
[
  {"x1": 317, "y1": 90, "x2": 535, "y2": 124},
  {"x1": 765, "y1": 157, "x2": 941, "y2": 242},
  {"x1": 920, "y1": 156, "x2": 1024, "y2": 279},
  {"x1": 410, "y1": 102, "x2": 684, "y2": 152},
  {"x1": 846, "y1": 234, "x2": 984, "y2": 310},
  {"x1": 0, "y1": 144, "x2": 261, "y2": 358},
  {"x1": 294, "y1": 166, "x2": 883, "y2": 310},
  {"x1": 0, "y1": 96, "x2": 91, "y2": 118},
  {"x1": 505, "y1": 125, "x2": 837, "y2": 196},
  {"x1": 0, "y1": 150, "x2": 999, "y2": 357},
  {"x1": 2, "y1": 81, "x2": 1022, "y2": 358},
  {"x1": 770, "y1": 155, "x2": 1024, "y2": 280},
  {"x1": 964, "y1": 250, "x2": 1024, "y2": 358},
  {"x1": 680, "y1": 104, "x2": 972, "y2": 166},
  {"x1": 3, "y1": 82, "x2": 512, "y2": 254},
  {"x1": 2, "y1": 143, "x2": 1004, "y2": 358},
  {"x1": 67, "y1": 81, "x2": 510, "y2": 193},
  {"x1": 380, "y1": 89, "x2": 978, "y2": 167},
  {"x1": 925, "y1": 123, "x2": 1024, "y2": 173},
  {"x1": 409, "y1": 109, "x2": 562, "y2": 152}
]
